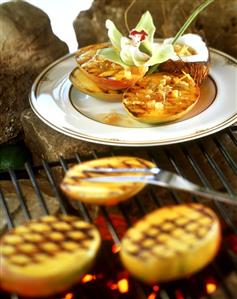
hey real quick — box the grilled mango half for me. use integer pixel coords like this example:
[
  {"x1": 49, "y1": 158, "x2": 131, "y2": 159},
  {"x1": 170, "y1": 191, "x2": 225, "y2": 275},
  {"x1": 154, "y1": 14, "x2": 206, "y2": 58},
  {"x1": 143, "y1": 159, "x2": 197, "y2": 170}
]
[
  {"x1": 74, "y1": 43, "x2": 148, "y2": 92},
  {"x1": 0, "y1": 215, "x2": 101, "y2": 297},
  {"x1": 70, "y1": 67, "x2": 123, "y2": 101},
  {"x1": 120, "y1": 203, "x2": 221, "y2": 284},
  {"x1": 123, "y1": 72, "x2": 200, "y2": 124},
  {"x1": 60, "y1": 156, "x2": 155, "y2": 205}
]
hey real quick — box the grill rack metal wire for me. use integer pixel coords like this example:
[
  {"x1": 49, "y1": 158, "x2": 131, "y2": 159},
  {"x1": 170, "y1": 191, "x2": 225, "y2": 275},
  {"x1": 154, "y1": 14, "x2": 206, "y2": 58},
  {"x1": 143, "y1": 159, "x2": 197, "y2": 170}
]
[{"x1": 0, "y1": 127, "x2": 237, "y2": 299}]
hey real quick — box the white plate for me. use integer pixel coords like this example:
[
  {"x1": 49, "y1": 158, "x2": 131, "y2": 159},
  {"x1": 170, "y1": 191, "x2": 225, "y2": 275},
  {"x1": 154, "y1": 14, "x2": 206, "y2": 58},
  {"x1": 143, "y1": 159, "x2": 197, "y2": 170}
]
[{"x1": 30, "y1": 49, "x2": 237, "y2": 147}]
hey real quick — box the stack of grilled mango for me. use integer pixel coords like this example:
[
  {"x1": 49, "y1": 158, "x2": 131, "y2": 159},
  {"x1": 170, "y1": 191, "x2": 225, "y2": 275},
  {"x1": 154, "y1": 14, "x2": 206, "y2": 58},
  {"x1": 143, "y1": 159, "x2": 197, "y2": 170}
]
[{"x1": 70, "y1": 41, "x2": 208, "y2": 124}]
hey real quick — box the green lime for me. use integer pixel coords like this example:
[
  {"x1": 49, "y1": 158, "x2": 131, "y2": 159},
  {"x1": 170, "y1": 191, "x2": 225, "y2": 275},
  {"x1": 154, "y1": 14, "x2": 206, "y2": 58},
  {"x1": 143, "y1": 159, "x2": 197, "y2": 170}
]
[{"x1": 0, "y1": 143, "x2": 30, "y2": 171}]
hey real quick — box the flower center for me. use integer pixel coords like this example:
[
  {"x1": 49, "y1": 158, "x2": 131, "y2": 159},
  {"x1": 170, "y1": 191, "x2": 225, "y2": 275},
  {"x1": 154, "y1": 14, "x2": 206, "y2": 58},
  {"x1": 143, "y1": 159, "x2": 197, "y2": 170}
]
[{"x1": 129, "y1": 29, "x2": 148, "y2": 46}]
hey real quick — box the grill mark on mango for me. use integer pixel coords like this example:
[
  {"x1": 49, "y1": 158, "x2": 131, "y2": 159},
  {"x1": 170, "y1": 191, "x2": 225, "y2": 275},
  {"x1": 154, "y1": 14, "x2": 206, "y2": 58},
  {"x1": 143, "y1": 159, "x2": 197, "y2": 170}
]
[
  {"x1": 123, "y1": 206, "x2": 215, "y2": 260},
  {"x1": 1, "y1": 215, "x2": 97, "y2": 267}
]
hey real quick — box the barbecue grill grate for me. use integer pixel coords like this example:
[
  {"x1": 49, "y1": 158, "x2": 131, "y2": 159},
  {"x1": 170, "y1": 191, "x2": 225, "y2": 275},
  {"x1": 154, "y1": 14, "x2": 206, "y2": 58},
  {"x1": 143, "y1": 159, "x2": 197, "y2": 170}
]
[{"x1": 0, "y1": 127, "x2": 237, "y2": 299}]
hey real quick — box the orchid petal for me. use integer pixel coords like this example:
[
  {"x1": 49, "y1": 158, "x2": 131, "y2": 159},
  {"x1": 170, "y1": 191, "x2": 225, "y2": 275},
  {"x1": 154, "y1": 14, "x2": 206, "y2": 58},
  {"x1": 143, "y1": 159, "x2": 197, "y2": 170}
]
[
  {"x1": 98, "y1": 47, "x2": 127, "y2": 68},
  {"x1": 120, "y1": 45, "x2": 149, "y2": 66},
  {"x1": 105, "y1": 19, "x2": 123, "y2": 51},
  {"x1": 120, "y1": 37, "x2": 131, "y2": 48},
  {"x1": 144, "y1": 43, "x2": 175, "y2": 66},
  {"x1": 135, "y1": 11, "x2": 156, "y2": 55}
]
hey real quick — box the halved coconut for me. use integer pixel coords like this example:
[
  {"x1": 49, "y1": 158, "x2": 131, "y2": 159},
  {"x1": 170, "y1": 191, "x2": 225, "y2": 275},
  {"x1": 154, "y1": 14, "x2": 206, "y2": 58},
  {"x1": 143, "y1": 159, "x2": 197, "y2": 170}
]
[
  {"x1": 122, "y1": 72, "x2": 200, "y2": 124},
  {"x1": 159, "y1": 34, "x2": 209, "y2": 85}
]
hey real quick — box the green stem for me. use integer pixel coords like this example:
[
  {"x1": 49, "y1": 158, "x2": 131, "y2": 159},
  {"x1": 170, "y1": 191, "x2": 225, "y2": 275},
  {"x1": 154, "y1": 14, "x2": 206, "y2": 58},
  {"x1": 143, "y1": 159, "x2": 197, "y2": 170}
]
[
  {"x1": 148, "y1": 0, "x2": 215, "y2": 74},
  {"x1": 172, "y1": 0, "x2": 215, "y2": 44}
]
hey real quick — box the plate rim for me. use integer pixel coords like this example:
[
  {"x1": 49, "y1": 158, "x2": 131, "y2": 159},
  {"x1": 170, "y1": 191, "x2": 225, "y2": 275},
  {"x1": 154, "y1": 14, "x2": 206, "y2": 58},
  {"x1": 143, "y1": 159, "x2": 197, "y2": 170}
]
[{"x1": 30, "y1": 48, "x2": 237, "y2": 147}]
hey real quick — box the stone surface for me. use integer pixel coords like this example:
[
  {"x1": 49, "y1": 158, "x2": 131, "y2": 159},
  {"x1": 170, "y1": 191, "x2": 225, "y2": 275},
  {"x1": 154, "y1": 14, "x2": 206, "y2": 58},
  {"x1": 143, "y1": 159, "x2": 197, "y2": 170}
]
[
  {"x1": 0, "y1": 0, "x2": 69, "y2": 144},
  {"x1": 74, "y1": 0, "x2": 237, "y2": 58},
  {"x1": 21, "y1": 109, "x2": 110, "y2": 164}
]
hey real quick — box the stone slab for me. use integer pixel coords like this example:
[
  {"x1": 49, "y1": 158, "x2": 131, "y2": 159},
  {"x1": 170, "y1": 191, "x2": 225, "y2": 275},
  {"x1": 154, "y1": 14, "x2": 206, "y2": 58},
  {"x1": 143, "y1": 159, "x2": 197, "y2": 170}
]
[{"x1": 0, "y1": 1, "x2": 69, "y2": 144}]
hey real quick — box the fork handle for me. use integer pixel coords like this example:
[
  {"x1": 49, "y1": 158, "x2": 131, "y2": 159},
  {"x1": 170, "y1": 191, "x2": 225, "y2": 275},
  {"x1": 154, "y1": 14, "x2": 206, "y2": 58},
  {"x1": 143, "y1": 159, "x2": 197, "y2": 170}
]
[{"x1": 158, "y1": 173, "x2": 237, "y2": 206}]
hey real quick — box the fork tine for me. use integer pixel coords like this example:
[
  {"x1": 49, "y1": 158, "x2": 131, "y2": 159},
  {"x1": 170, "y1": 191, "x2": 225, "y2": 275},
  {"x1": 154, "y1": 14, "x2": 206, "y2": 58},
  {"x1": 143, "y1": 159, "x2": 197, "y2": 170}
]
[{"x1": 83, "y1": 167, "x2": 160, "y2": 174}]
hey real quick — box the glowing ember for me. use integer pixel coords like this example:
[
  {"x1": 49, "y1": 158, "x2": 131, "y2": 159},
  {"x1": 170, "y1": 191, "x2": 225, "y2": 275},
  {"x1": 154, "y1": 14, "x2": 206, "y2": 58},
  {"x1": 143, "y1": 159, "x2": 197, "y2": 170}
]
[
  {"x1": 112, "y1": 244, "x2": 121, "y2": 253},
  {"x1": 62, "y1": 293, "x2": 74, "y2": 299},
  {"x1": 95, "y1": 215, "x2": 127, "y2": 240},
  {"x1": 175, "y1": 290, "x2": 185, "y2": 299},
  {"x1": 153, "y1": 285, "x2": 159, "y2": 292},
  {"x1": 117, "y1": 278, "x2": 129, "y2": 293},
  {"x1": 206, "y1": 279, "x2": 217, "y2": 294},
  {"x1": 148, "y1": 292, "x2": 156, "y2": 299},
  {"x1": 107, "y1": 281, "x2": 118, "y2": 290},
  {"x1": 82, "y1": 274, "x2": 96, "y2": 283}
]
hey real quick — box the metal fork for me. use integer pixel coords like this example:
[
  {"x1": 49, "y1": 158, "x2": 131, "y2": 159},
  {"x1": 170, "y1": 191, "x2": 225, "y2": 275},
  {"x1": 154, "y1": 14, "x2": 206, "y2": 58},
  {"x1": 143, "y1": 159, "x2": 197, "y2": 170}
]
[{"x1": 83, "y1": 167, "x2": 237, "y2": 206}]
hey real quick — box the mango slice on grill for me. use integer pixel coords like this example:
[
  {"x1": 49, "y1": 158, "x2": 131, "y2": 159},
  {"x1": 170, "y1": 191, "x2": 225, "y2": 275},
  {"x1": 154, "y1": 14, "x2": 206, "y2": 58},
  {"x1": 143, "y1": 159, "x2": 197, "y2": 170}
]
[
  {"x1": 60, "y1": 156, "x2": 155, "y2": 205},
  {"x1": 0, "y1": 215, "x2": 101, "y2": 297},
  {"x1": 120, "y1": 203, "x2": 221, "y2": 284},
  {"x1": 122, "y1": 72, "x2": 200, "y2": 124}
]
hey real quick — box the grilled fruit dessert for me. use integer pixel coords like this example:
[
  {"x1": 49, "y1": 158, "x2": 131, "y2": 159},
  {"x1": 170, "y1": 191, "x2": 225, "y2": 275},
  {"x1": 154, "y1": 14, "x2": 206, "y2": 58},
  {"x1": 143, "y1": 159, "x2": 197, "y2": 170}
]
[
  {"x1": 160, "y1": 34, "x2": 209, "y2": 86},
  {"x1": 123, "y1": 72, "x2": 200, "y2": 124},
  {"x1": 73, "y1": 43, "x2": 148, "y2": 92},
  {"x1": 120, "y1": 203, "x2": 221, "y2": 284},
  {"x1": 60, "y1": 156, "x2": 155, "y2": 205},
  {"x1": 0, "y1": 215, "x2": 101, "y2": 297},
  {"x1": 70, "y1": 67, "x2": 123, "y2": 101}
]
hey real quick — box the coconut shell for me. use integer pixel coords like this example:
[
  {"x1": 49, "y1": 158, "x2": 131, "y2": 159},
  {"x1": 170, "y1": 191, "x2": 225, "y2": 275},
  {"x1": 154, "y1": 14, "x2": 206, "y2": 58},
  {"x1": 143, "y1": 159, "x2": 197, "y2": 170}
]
[{"x1": 159, "y1": 60, "x2": 209, "y2": 86}]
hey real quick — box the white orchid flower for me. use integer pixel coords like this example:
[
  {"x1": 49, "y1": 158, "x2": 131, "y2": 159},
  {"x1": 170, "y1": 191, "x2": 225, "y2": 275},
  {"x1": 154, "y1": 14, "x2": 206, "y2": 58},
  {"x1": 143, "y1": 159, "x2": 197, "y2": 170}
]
[{"x1": 98, "y1": 11, "x2": 175, "y2": 68}]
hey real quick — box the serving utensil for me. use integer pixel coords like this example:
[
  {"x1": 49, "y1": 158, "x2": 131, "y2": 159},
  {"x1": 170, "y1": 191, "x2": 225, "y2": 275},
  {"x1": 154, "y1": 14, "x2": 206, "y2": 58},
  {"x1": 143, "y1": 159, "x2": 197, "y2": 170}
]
[{"x1": 83, "y1": 167, "x2": 237, "y2": 206}]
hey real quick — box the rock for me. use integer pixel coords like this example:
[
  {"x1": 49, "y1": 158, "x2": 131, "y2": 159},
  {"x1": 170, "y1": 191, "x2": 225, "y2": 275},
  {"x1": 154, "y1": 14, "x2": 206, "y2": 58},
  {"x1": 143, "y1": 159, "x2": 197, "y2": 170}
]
[
  {"x1": 0, "y1": 0, "x2": 69, "y2": 145},
  {"x1": 20, "y1": 109, "x2": 110, "y2": 164},
  {"x1": 74, "y1": 0, "x2": 237, "y2": 58}
]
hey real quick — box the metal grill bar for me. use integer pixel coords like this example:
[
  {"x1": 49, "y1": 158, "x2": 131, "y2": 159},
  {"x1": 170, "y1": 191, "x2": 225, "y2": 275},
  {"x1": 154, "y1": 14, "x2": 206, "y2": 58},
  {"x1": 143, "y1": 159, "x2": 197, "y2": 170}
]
[
  {"x1": 149, "y1": 187, "x2": 165, "y2": 207},
  {"x1": 0, "y1": 189, "x2": 14, "y2": 230},
  {"x1": 198, "y1": 141, "x2": 236, "y2": 196},
  {"x1": 118, "y1": 204, "x2": 133, "y2": 226},
  {"x1": 42, "y1": 160, "x2": 71, "y2": 214},
  {"x1": 180, "y1": 144, "x2": 237, "y2": 233},
  {"x1": 99, "y1": 207, "x2": 121, "y2": 245},
  {"x1": 24, "y1": 161, "x2": 49, "y2": 215},
  {"x1": 163, "y1": 147, "x2": 198, "y2": 203},
  {"x1": 227, "y1": 128, "x2": 237, "y2": 146},
  {"x1": 8, "y1": 168, "x2": 31, "y2": 220},
  {"x1": 213, "y1": 137, "x2": 237, "y2": 175},
  {"x1": 149, "y1": 149, "x2": 183, "y2": 204}
]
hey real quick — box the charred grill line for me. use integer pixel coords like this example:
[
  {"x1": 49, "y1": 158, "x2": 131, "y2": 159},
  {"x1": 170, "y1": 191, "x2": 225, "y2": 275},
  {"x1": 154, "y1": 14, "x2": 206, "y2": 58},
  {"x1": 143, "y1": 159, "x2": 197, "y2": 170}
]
[
  {"x1": 59, "y1": 156, "x2": 92, "y2": 223},
  {"x1": 1, "y1": 216, "x2": 96, "y2": 267},
  {"x1": 124, "y1": 210, "x2": 214, "y2": 260}
]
